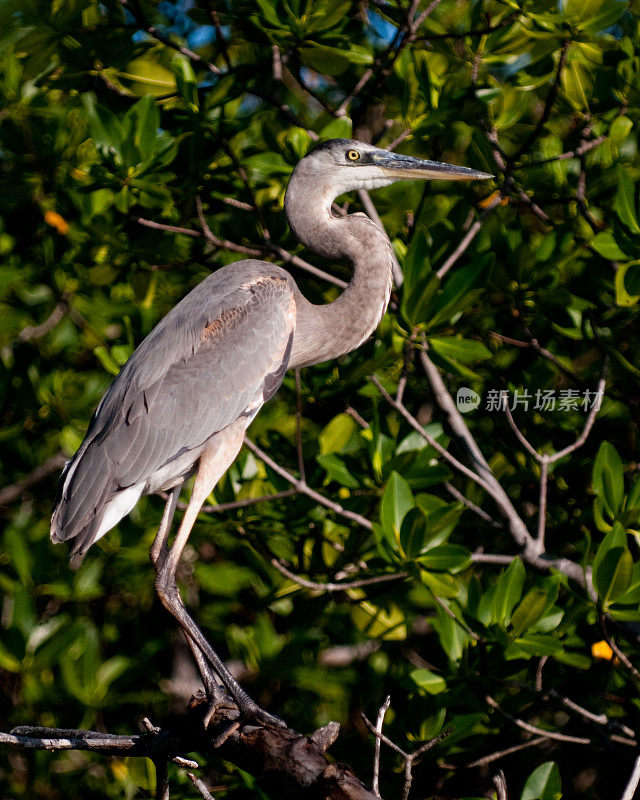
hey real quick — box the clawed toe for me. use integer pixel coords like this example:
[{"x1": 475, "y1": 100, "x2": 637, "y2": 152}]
[{"x1": 237, "y1": 699, "x2": 287, "y2": 728}]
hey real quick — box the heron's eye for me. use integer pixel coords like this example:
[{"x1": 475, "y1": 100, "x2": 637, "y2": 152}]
[{"x1": 346, "y1": 149, "x2": 361, "y2": 162}]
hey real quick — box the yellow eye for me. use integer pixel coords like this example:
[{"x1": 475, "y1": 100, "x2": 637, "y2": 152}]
[{"x1": 346, "y1": 149, "x2": 361, "y2": 162}]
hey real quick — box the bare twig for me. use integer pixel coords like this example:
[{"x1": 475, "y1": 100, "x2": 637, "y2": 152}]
[
  {"x1": 373, "y1": 696, "x2": 391, "y2": 797},
  {"x1": 417, "y1": 347, "x2": 532, "y2": 550},
  {"x1": 621, "y1": 754, "x2": 640, "y2": 800},
  {"x1": 244, "y1": 438, "x2": 373, "y2": 530},
  {"x1": 600, "y1": 615, "x2": 640, "y2": 683},
  {"x1": 188, "y1": 772, "x2": 217, "y2": 800},
  {"x1": 436, "y1": 196, "x2": 500, "y2": 280},
  {"x1": 489, "y1": 330, "x2": 583, "y2": 385},
  {"x1": 270, "y1": 558, "x2": 407, "y2": 593},
  {"x1": 135, "y1": 208, "x2": 346, "y2": 288},
  {"x1": 516, "y1": 135, "x2": 606, "y2": 169},
  {"x1": 361, "y1": 712, "x2": 452, "y2": 800},
  {"x1": 361, "y1": 715, "x2": 407, "y2": 758},
  {"x1": 445, "y1": 482, "x2": 502, "y2": 528},
  {"x1": 272, "y1": 45, "x2": 282, "y2": 81},
  {"x1": 19, "y1": 300, "x2": 68, "y2": 342},
  {"x1": 132, "y1": 215, "x2": 202, "y2": 238},
  {"x1": 119, "y1": 0, "x2": 222, "y2": 75},
  {"x1": 336, "y1": 69, "x2": 374, "y2": 117},
  {"x1": 370, "y1": 375, "x2": 495, "y2": 495},
  {"x1": 346, "y1": 405, "x2": 370, "y2": 430},
  {"x1": 448, "y1": 737, "x2": 546, "y2": 770},
  {"x1": 295, "y1": 369, "x2": 306, "y2": 482},
  {"x1": 0, "y1": 453, "x2": 67, "y2": 507},
  {"x1": 511, "y1": 39, "x2": 571, "y2": 162},
  {"x1": 159, "y1": 488, "x2": 297, "y2": 515},
  {"x1": 504, "y1": 360, "x2": 607, "y2": 554},
  {"x1": 493, "y1": 771, "x2": 508, "y2": 800},
  {"x1": 485, "y1": 695, "x2": 590, "y2": 745},
  {"x1": 471, "y1": 552, "x2": 515, "y2": 566}
]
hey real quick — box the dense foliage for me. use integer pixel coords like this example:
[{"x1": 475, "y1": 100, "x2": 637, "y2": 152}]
[{"x1": 2, "y1": 0, "x2": 640, "y2": 797}]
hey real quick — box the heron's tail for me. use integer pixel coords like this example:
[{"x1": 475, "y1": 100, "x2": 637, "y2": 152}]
[{"x1": 50, "y1": 445, "x2": 143, "y2": 563}]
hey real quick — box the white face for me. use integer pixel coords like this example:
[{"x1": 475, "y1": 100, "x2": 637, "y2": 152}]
[
  {"x1": 300, "y1": 139, "x2": 492, "y2": 197},
  {"x1": 302, "y1": 143, "x2": 396, "y2": 194}
]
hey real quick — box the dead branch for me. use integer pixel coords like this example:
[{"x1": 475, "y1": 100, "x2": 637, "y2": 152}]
[
  {"x1": 0, "y1": 453, "x2": 67, "y2": 508},
  {"x1": 5, "y1": 697, "x2": 379, "y2": 800}
]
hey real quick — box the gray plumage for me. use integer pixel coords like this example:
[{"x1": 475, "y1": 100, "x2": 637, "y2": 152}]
[
  {"x1": 51, "y1": 263, "x2": 295, "y2": 557},
  {"x1": 50, "y1": 138, "x2": 489, "y2": 723}
]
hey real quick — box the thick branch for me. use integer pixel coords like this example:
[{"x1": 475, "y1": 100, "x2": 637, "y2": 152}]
[
  {"x1": 418, "y1": 348, "x2": 532, "y2": 549},
  {"x1": 4, "y1": 699, "x2": 379, "y2": 800}
]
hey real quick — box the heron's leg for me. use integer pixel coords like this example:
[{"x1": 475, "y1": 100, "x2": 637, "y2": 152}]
[
  {"x1": 153, "y1": 426, "x2": 285, "y2": 728},
  {"x1": 151, "y1": 484, "x2": 181, "y2": 566},
  {"x1": 151, "y1": 487, "x2": 225, "y2": 705}
]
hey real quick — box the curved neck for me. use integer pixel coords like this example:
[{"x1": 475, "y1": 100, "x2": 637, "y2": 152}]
[{"x1": 285, "y1": 170, "x2": 393, "y2": 369}]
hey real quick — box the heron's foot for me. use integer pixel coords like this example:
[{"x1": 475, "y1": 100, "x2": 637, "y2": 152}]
[
  {"x1": 236, "y1": 697, "x2": 287, "y2": 728},
  {"x1": 189, "y1": 687, "x2": 286, "y2": 731}
]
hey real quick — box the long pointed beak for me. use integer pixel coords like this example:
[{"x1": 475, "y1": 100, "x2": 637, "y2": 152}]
[{"x1": 373, "y1": 151, "x2": 493, "y2": 181}]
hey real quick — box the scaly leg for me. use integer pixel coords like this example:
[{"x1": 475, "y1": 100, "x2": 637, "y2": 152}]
[
  {"x1": 152, "y1": 425, "x2": 284, "y2": 727},
  {"x1": 152, "y1": 486, "x2": 226, "y2": 708}
]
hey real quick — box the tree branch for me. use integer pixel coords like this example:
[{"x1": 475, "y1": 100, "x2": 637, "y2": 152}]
[
  {"x1": 0, "y1": 453, "x2": 67, "y2": 507},
  {"x1": 5, "y1": 698, "x2": 379, "y2": 800},
  {"x1": 244, "y1": 438, "x2": 373, "y2": 531}
]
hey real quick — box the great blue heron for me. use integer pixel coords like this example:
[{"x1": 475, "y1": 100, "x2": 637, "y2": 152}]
[{"x1": 51, "y1": 138, "x2": 490, "y2": 725}]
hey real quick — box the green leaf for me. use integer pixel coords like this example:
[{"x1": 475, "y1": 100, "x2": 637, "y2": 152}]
[
  {"x1": 300, "y1": 43, "x2": 372, "y2": 75},
  {"x1": 172, "y1": 57, "x2": 199, "y2": 112},
  {"x1": 610, "y1": 116, "x2": 633, "y2": 146},
  {"x1": 95, "y1": 656, "x2": 130, "y2": 694},
  {"x1": 93, "y1": 346, "x2": 121, "y2": 376},
  {"x1": 427, "y1": 256, "x2": 490, "y2": 329},
  {"x1": 512, "y1": 633, "x2": 564, "y2": 657},
  {"x1": 433, "y1": 601, "x2": 471, "y2": 662},
  {"x1": 82, "y1": 93, "x2": 125, "y2": 162},
  {"x1": 320, "y1": 117, "x2": 352, "y2": 140},
  {"x1": 319, "y1": 413, "x2": 358, "y2": 455},
  {"x1": 410, "y1": 667, "x2": 447, "y2": 695},
  {"x1": 418, "y1": 544, "x2": 471, "y2": 573},
  {"x1": 593, "y1": 441, "x2": 624, "y2": 517},
  {"x1": 593, "y1": 522, "x2": 627, "y2": 576},
  {"x1": 591, "y1": 232, "x2": 629, "y2": 260},
  {"x1": 613, "y1": 166, "x2": 640, "y2": 234},
  {"x1": 255, "y1": 0, "x2": 283, "y2": 27},
  {"x1": 594, "y1": 546, "x2": 633, "y2": 606},
  {"x1": 520, "y1": 761, "x2": 561, "y2": 800},
  {"x1": 380, "y1": 471, "x2": 415, "y2": 539},
  {"x1": 511, "y1": 587, "x2": 553, "y2": 638},
  {"x1": 316, "y1": 453, "x2": 359, "y2": 488},
  {"x1": 493, "y1": 558, "x2": 526, "y2": 627},
  {"x1": 561, "y1": 59, "x2": 591, "y2": 111},
  {"x1": 402, "y1": 268, "x2": 439, "y2": 326},
  {"x1": 615, "y1": 263, "x2": 640, "y2": 307},
  {"x1": 399, "y1": 507, "x2": 428, "y2": 558},
  {"x1": 124, "y1": 93, "x2": 160, "y2": 163},
  {"x1": 429, "y1": 336, "x2": 492, "y2": 364},
  {"x1": 245, "y1": 152, "x2": 291, "y2": 176}
]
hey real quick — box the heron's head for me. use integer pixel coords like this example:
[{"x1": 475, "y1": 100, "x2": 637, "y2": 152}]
[{"x1": 293, "y1": 138, "x2": 492, "y2": 195}]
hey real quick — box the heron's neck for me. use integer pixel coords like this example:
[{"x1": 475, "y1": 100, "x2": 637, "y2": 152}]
[{"x1": 285, "y1": 179, "x2": 393, "y2": 369}]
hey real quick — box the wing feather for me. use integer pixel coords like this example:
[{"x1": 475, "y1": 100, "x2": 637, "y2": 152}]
[{"x1": 52, "y1": 261, "x2": 296, "y2": 550}]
